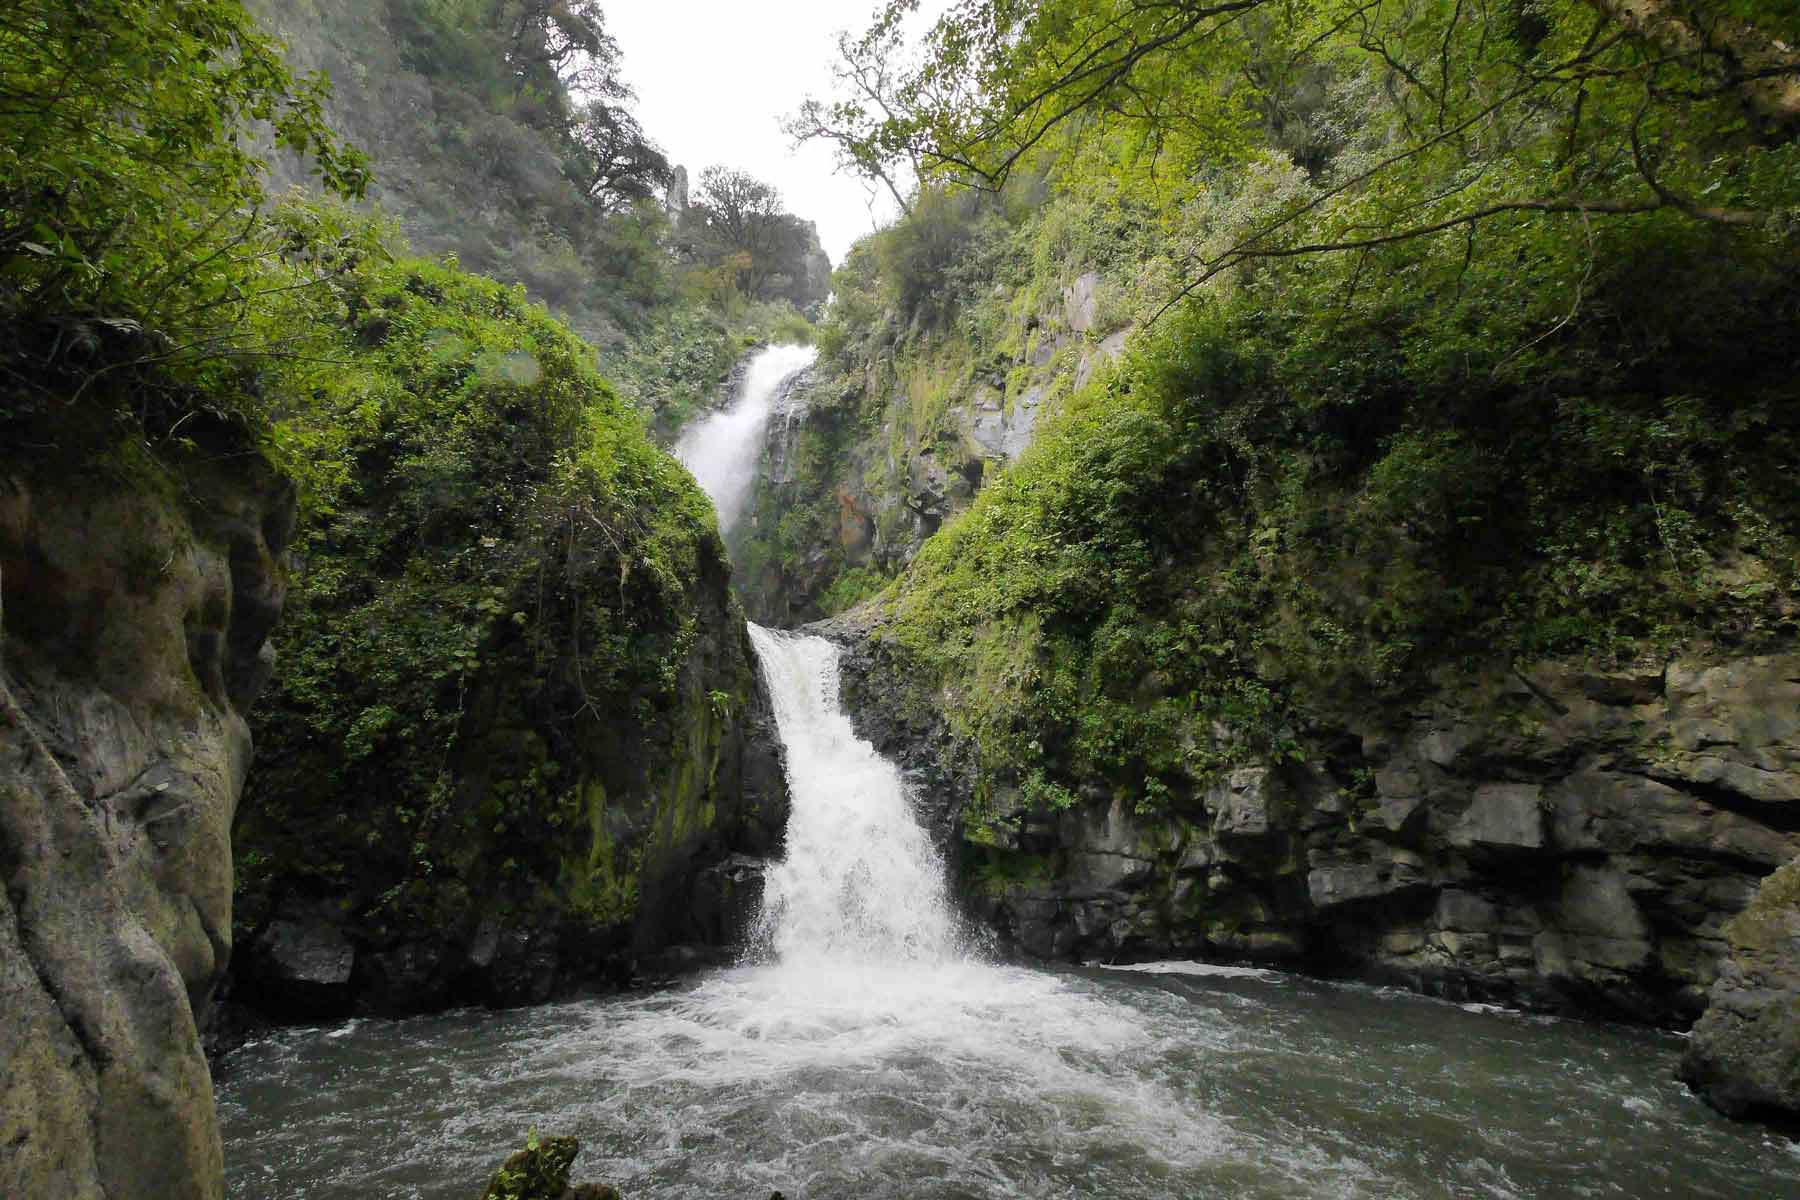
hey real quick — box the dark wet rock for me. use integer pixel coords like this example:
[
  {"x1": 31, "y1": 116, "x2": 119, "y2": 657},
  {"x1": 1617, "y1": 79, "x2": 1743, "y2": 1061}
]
[
  {"x1": 238, "y1": 912, "x2": 356, "y2": 1020},
  {"x1": 690, "y1": 853, "x2": 773, "y2": 946},
  {"x1": 464, "y1": 921, "x2": 560, "y2": 1009},
  {"x1": 1682, "y1": 857, "x2": 1800, "y2": 1123},
  {"x1": 827, "y1": 620, "x2": 1800, "y2": 1031}
]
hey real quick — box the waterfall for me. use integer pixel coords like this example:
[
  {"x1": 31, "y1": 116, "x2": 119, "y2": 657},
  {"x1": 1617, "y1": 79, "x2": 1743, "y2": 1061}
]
[
  {"x1": 673, "y1": 343, "x2": 816, "y2": 536},
  {"x1": 747, "y1": 624, "x2": 958, "y2": 966},
  {"x1": 677, "y1": 340, "x2": 958, "y2": 971}
]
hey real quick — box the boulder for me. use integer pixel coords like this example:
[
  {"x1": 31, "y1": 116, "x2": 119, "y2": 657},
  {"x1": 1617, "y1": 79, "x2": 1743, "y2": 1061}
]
[
  {"x1": 1062, "y1": 271, "x2": 1101, "y2": 333},
  {"x1": 1450, "y1": 784, "x2": 1545, "y2": 852},
  {"x1": 1535, "y1": 866, "x2": 1654, "y2": 980},
  {"x1": 1308, "y1": 864, "x2": 1394, "y2": 909},
  {"x1": 1682, "y1": 857, "x2": 1800, "y2": 1124},
  {"x1": 1211, "y1": 767, "x2": 1275, "y2": 838},
  {"x1": 241, "y1": 914, "x2": 355, "y2": 1019},
  {"x1": 479, "y1": 1133, "x2": 620, "y2": 1200}
]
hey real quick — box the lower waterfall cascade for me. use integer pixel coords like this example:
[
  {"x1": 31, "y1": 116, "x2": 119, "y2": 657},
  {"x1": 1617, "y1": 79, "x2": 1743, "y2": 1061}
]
[{"x1": 746, "y1": 623, "x2": 959, "y2": 967}]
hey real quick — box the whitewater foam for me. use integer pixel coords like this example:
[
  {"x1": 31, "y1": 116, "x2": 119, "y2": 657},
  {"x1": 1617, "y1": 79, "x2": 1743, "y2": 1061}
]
[{"x1": 672, "y1": 343, "x2": 815, "y2": 534}]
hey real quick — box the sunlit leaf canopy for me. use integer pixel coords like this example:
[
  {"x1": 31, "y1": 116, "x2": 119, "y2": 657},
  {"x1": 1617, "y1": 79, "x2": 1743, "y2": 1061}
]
[{"x1": 798, "y1": 0, "x2": 1800, "y2": 304}]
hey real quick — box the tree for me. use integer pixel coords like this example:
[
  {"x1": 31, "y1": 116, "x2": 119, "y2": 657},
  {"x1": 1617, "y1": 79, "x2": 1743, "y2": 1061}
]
[
  {"x1": 785, "y1": 20, "x2": 923, "y2": 216},
  {"x1": 568, "y1": 101, "x2": 671, "y2": 212},
  {"x1": 692, "y1": 166, "x2": 792, "y2": 297},
  {"x1": 796, "y1": 0, "x2": 1800, "y2": 317},
  {"x1": 495, "y1": 0, "x2": 625, "y2": 96}
]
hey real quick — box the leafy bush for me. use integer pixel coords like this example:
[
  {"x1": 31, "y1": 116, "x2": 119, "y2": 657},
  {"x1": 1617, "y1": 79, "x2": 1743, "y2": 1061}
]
[{"x1": 0, "y1": 0, "x2": 366, "y2": 430}]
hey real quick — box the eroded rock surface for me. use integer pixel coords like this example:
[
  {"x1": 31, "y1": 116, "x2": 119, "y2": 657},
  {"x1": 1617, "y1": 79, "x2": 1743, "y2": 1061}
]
[
  {"x1": 0, "y1": 455, "x2": 294, "y2": 1200},
  {"x1": 830, "y1": 624, "x2": 1800, "y2": 1029},
  {"x1": 1681, "y1": 857, "x2": 1800, "y2": 1123}
]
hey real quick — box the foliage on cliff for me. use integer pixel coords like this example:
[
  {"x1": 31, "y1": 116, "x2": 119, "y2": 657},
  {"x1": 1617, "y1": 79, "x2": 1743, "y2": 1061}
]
[
  {"x1": 0, "y1": 0, "x2": 367, "y2": 444},
  {"x1": 763, "y1": 0, "x2": 1800, "y2": 819},
  {"x1": 876, "y1": 221, "x2": 1798, "y2": 818},
  {"x1": 237, "y1": 254, "x2": 766, "y2": 959}
]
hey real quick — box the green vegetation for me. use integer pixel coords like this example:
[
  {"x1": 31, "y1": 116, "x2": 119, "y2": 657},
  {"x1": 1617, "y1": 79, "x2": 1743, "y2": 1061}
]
[
  {"x1": 237, "y1": 250, "x2": 759, "y2": 942},
  {"x1": 480, "y1": 1130, "x2": 593, "y2": 1200},
  {"x1": 759, "y1": 0, "x2": 1800, "y2": 825},
  {"x1": 0, "y1": 0, "x2": 366, "y2": 441}
]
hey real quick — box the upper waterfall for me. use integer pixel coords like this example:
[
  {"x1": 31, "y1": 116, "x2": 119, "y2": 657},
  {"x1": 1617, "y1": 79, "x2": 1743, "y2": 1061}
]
[{"x1": 674, "y1": 343, "x2": 816, "y2": 535}]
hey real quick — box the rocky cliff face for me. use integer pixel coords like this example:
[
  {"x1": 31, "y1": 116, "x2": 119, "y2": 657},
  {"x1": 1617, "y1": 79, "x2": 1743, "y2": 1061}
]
[
  {"x1": 832, "y1": 617, "x2": 1798, "y2": 1029},
  {"x1": 1, "y1": 449, "x2": 294, "y2": 1200},
  {"x1": 733, "y1": 269, "x2": 1131, "y2": 626}
]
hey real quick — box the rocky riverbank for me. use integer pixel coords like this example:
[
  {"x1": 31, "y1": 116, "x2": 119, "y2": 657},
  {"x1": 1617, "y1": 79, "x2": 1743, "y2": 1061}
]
[{"x1": 818, "y1": 604, "x2": 1800, "y2": 1119}]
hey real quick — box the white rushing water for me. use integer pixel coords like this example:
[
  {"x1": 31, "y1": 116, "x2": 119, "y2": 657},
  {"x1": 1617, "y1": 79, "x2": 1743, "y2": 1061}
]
[
  {"x1": 747, "y1": 624, "x2": 957, "y2": 966},
  {"x1": 672, "y1": 343, "x2": 816, "y2": 535}
]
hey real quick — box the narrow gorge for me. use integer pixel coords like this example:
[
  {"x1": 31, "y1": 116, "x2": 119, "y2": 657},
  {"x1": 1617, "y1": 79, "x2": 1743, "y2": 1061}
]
[
  {"x1": 213, "y1": 347, "x2": 1800, "y2": 1199},
  {"x1": 4, "y1": 1, "x2": 1799, "y2": 1198}
]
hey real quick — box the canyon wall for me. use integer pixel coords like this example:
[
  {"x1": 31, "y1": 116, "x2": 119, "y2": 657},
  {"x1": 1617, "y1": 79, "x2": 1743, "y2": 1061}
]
[{"x1": 1, "y1": 447, "x2": 294, "y2": 1199}]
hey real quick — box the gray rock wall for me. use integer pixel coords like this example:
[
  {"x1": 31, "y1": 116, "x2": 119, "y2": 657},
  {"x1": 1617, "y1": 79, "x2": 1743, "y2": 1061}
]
[
  {"x1": 833, "y1": 625, "x2": 1799, "y2": 1029},
  {"x1": 1681, "y1": 856, "x2": 1800, "y2": 1123},
  {"x1": 0, "y1": 456, "x2": 294, "y2": 1200}
]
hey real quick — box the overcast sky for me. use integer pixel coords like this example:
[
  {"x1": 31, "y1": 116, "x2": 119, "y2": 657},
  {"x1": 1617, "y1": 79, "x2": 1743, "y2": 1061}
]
[{"x1": 606, "y1": 2, "x2": 948, "y2": 266}]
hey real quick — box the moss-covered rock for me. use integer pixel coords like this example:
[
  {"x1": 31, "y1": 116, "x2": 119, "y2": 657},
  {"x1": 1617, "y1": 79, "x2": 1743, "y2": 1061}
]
[
  {"x1": 479, "y1": 1133, "x2": 622, "y2": 1200},
  {"x1": 232, "y1": 261, "x2": 786, "y2": 1021},
  {"x1": 1681, "y1": 857, "x2": 1800, "y2": 1124}
]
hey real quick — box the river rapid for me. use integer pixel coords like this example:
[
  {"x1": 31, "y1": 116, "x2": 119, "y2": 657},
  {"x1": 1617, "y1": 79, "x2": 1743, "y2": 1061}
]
[
  {"x1": 217, "y1": 955, "x2": 1799, "y2": 1198},
  {"x1": 218, "y1": 348, "x2": 1800, "y2": 1199}
]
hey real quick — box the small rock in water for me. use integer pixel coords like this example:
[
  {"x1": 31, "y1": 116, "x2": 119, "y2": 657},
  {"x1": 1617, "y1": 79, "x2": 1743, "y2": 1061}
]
[{"x1": 479, "y1": 1132, "x2": 619, "y2": 1200}]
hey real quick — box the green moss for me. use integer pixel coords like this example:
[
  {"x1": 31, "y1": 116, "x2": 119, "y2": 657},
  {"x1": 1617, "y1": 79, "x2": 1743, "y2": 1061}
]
[
  {"x1": 963, "y1": 845, "x2": 1057, "y2": 897},
  {"x1": 819, "y1": 566, "x2": 893, "y2": 615},
  {"x1": 480, "y1": 1132, "x2": 581, "y2": 1200},
  {"x1": 237, "y1": 252, "x2": 750, "y2": 949}
]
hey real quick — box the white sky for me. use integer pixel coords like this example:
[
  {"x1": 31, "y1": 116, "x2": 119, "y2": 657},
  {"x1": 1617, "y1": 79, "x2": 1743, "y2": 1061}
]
[{"x1": 606, "y1": 2, "x2": 948, "y2": 266}]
